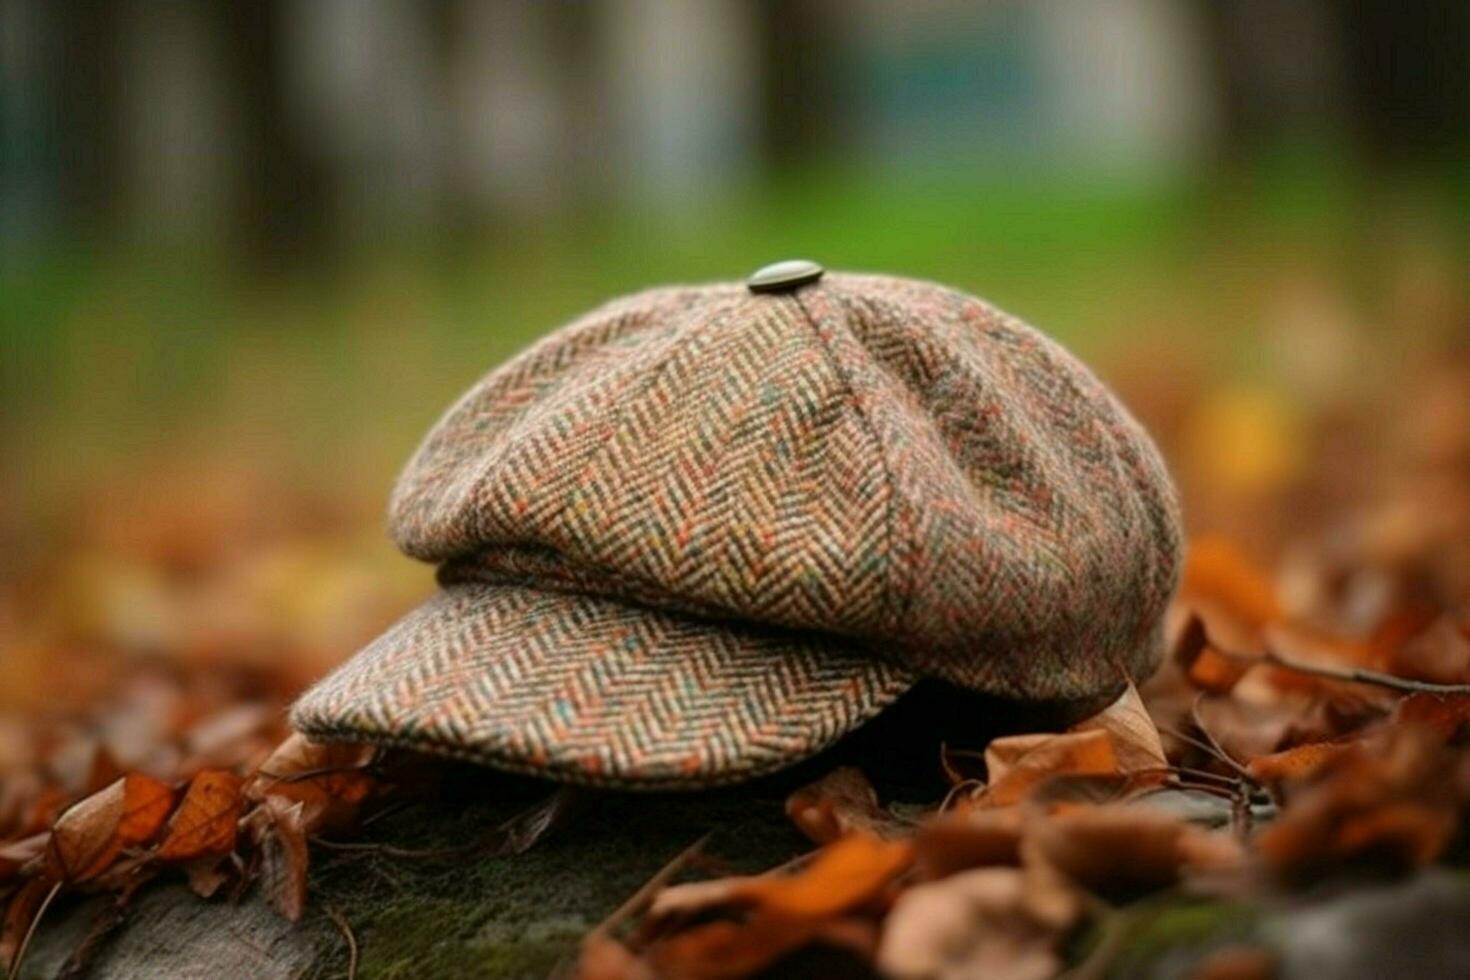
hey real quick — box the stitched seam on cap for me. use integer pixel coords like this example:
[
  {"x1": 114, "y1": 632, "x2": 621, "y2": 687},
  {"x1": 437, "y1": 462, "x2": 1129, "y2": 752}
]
[{"x1": 792, "y1": 288, "x2": 908, "y2": 640}]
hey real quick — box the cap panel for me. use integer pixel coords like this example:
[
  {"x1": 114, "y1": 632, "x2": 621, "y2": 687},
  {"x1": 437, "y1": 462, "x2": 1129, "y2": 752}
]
[
  {"x1": 290, "y1": 582, "x2": 915, "y2": 788},
  {"x1": 801, "y1": 275, "x2": 1181, "y2": 701},
  {"x1": 395, "y1": 285, "x2": 898, "y2": 641},
  {"x1": 391, "y1": 285, "x2": 728, "y2": 563}
]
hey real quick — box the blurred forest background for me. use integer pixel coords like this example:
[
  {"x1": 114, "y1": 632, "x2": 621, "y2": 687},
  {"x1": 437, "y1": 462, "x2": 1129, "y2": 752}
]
[{"x1": 2, "y1": 0, "x2": 1469, "y2": 715}]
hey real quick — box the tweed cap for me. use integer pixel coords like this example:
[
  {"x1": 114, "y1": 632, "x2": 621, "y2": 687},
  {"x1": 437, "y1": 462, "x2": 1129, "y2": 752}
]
[{"x1": 292, "y1": 270, "x2": 1182, "y2": 788}]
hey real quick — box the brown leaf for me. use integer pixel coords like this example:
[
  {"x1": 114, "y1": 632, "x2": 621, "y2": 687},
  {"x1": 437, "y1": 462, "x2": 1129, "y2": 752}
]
[
  {"x1": 1172, "y1": 612, "x2": 1252, "y2": 694},
  {"x1": 1067, "y1": 682, "x2": 1168, "y2": 775},
  {"x1": 651, "y1": 833, "x2": 911, "y2": 925},
  {"x1": 979, "y1": 730, "x2": 1119, "y2": 807},
  {"x1": 256, "y1": 797, "x2": 309, "y2": 922},
  {"x1": 912, "y1": 807, "x2": 1024, "y2": 880},
  {"x1": 1182, "y1": 536, "x2": 1281, "y2": 629},
  {"x1": 247, "y1": 733, "x2": 376, "y2": 835},
  {"x1": 0, "y1": 833, "x2": 46, "y2": 882},
  {"x1": 1394, "y1": 692, "x2": 1470, "y2": 740},
  {"x1": 644, "y1": 835, "x2": 906, "y2": 980},
  {"x1": 156, "y1": 769, "x2": 243, "y2": 861},
  {"x1": 1388, "y1": 616, "x2": 1470, "y2": 685},
  {"x1": 1028, "y1": 806, "x2": 1196, "y2": 899},
  {"x1": 1257, "y1": 727, "x2": 1459, "y2": 877},
  {"x1": 1246, "y1": 741, "x2": 1353, "y2": 785},
  {"x1": 785, "y1": 767, "x2": 908, "y2": 844},
  {"x1": 877, "y1": 866, "x2": 1077, "y2": 980},
  {"x1": 44, "y1": 773, "x2": 174, "y2": 882}
]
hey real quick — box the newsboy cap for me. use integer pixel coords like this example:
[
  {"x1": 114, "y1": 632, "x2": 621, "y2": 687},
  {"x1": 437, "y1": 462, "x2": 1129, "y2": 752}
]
[{"x1": 292, "y1": 267, "x2": 1182, "y2": 788}]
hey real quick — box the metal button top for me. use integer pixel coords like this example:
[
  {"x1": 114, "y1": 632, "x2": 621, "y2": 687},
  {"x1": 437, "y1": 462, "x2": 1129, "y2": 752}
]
[{"x1": 746, "y1": 259, "x2": 825, "y2": 294}]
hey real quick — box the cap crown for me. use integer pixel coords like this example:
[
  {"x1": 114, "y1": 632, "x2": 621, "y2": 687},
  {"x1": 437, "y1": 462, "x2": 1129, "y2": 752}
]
[{"x1": 390, "y1": 274, "x2": 1181, "y2": 703}]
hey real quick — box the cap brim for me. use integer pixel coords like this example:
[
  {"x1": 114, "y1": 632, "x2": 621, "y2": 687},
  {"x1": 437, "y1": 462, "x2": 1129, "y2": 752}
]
[{"x1": 290, "y1": 582, "x2": 917, "y2": 789}]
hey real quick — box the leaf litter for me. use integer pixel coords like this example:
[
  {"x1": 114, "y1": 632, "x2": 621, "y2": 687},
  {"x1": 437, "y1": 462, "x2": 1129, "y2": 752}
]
[{"x1": 3, "y1": 332, "x2": 1470, "y2": 977}]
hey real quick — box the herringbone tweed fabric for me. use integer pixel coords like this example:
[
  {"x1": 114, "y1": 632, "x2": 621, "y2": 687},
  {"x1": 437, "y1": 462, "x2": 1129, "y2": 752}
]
[{"x1": 292, "y1": 272, "x2": 1183, "y2": 788}]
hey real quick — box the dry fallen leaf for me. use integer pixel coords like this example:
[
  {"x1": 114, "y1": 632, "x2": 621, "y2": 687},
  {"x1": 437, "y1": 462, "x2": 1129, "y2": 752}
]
[
  {"x1": 44, "y1": 774, "x2": 174, "y2": 883},
  {"x1": 247, "y1": 733, "x2": 377, "y2": 835},
  {"x1": 643, "y1": 833, "x2": 908, "y2": 980},
  {"x1": 254, "y1": 796, "x2": 310, "y2": 922},
  {"x1": 157, "y1": 769, "x2": 244, "y2": 862},
  {"x1": 1256, "y1": 727, "x2": 1460, "y2": 876},
  {"x1": 1068, "y1": 682, "x2": 1169, "y2": 775},
  {"x1": 979, "y1": 730, "x2": 1119, "y2": 807},
  {"x1": 1246, "y1": 741, "x2": 1353, "y2": 785}
]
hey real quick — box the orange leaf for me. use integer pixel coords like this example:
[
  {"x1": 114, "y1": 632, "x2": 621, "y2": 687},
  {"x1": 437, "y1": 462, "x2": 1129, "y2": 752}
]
[
  {"x1": 1246, "y1": 742, "x2": 1353, "y2": 784},
  {"x1": 44, "y1": 773, "x2": 174, "y2": 883},
  {"x1": 1182, "y1": 536, "x2": 1280, "y2": 629},
  {"x1": 157, "y1": 769, "x2": 243, "y2": 861},
  {"x1": 741, "y1": 833, "x2": 910, "y2": 918},
  {"x1": 1066, "y1": 682, "x2": 1168, "y2": 775},
  {"x1": 980, "y1": 730, "x2": 1119, "y2": 807},
  {"x1": 247, "y1": 733, "x2": 377, "y2": 835},
  {"x1": 1188, "y1": 645, "x2": 1252, "y2": 694},
  {"x1": 650, "y1": 833, "x2": 911, "y2": 926}
]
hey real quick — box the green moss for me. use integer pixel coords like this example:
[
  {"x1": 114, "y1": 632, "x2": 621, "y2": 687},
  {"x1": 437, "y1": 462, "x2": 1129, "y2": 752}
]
[
  {"x1": 1078, "y1": 898, "x2": 1260, "y2": 979},
  {"x1": 294, "y1": 769, "x2": 809, "y2": 980}
]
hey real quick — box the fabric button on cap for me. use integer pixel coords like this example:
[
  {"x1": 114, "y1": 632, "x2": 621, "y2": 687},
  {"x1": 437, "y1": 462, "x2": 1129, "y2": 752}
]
[{"x1": 746, "y1": 259, "x2": 825, "y2": 294}]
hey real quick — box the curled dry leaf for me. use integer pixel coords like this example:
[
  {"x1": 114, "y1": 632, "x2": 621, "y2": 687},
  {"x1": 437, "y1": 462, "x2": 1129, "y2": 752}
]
[
  {"x1": 44, "y1": 773, "x2": 174, "y2": 883},
  {"x1": 156, "y1": 769, "x2": 244, "y2": 862},
  {"x1": 785, "y1": 767, "x2": 908, "y2": 844},
  {"x1": 1068, "y1": 682, "x2": 1169, "y2": 775},
  {"x1": 254, "y1": 796, "x2": 310, "y2": 922},
  {"x1": 877, "y1": 866, "x2": 1077, "y2": 980},
  {"x1": 644, "y1": 834, "x2": 909, "y2": 980},
  {"x1": 650, "y1": 832, "x2": 911, "y2": 925},
  {"x1": 979, "y1": 730, "x2": 1118, "y2": 807},
  {"x1": 246, "y1": 732, "x2": 377, "y2": 835}
]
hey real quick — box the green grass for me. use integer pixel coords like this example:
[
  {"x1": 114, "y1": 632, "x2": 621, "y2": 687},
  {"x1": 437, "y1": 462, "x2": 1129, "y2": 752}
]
[{"x1": 2, "y1": 155, "x2": 1463, "y2": 521}]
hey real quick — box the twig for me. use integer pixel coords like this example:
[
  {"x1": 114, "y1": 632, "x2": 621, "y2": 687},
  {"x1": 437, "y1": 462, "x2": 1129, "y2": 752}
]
[
  {"x1": 586, "y1": 833, "x2": 710, "y2": 942},
  {"x1": 9, "y1": 879, "x2": 63, "y2": 979},
  {"x1": 1189, "y1": 696, "x2": 1255, "y2": 782},
  {"x1": 1216, "y1": 643, "x2": 1470, "y2": 695},
  {"x1": 1159, "y1": 725, "x2": 1254, "y2": 783},
  {"x1": 324, "y1": 903, "x2": 359, "y2": 980}
]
